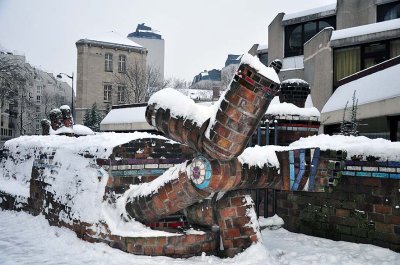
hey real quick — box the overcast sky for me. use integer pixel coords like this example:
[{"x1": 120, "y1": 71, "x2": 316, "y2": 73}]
[{"x1": 0, "y1": 0, "x2": 336, "y2": 85}]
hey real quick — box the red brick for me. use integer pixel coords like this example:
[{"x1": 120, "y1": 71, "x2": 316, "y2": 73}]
[
  {"x1": 336, "y1": 209, "x2": 350, "y2": 218},
  {"x1": 224, "y1": 228, "x2": 241, "y2": 238},
  {"x1": 375, "y1": 222, "x2": 394, "y2": 233},
  {"x1": 374, "y1": 204, "x2": 392, "y2": 214},
  {"x1": 230, "y1": 196, "x2": 245, "y2": 206},
  {"x1": 219, "y1": 207, "x2": 237, "y2": 218},
  {"x1": 387, "y1": 215, "x2": 400, "y2": 224}
]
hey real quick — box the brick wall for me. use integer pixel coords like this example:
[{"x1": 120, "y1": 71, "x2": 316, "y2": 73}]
[{"x1": 276, "y1": 176, "x2": 400, "y2": 252}]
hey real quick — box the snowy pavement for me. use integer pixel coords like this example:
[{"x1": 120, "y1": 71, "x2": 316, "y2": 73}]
[{"x1": 0, "y1": 210, "x2": 399, "y2": 265}]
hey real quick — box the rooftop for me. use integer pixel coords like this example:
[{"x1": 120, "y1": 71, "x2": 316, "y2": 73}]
[
  {"x1": 127, "y1": 23, "x2": 162, "y2": 40},
  {"x1": 76, "y1": 31, "x2": 144, "y2": 50},
  {"x1": 282, "y1": 3, "x2": 336, "y2": 23}
]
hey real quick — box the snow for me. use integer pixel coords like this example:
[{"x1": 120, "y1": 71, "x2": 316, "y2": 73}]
[
  {"x1": 331, "y1": 18, "x2": 400, "y2": 41},
  {"x1": 83, "y1": 31, "x2": 143, "y2": 48},
  {"x1": 239, "y1": 134, "x2": 400, "y2": 169},
  {"x1": 72, "y1": 124, "x2": 95, "y2": 135},
  {"x1": 176, "y1": 88, "x2": 213, "y2": 101},
  {"x1": 240, "y1": 53, "x2": 280, "y2": 84},
  {"x1": 291, "y1": 134, "x2": 400, "y2": 161},
  {"x1": 281, "y1": 55, "x2": 304, "y2": 70},
  {"x1": 304, "y1": 94, "x2": 314, "y2": 108},
  {"x1": 101, "y1": 106, "x2": 148, "y2": 125},
  {"x1": 1, "y1": 210, "x2": 398, "y2": 265},
  {"x1": 266, "y1": 102, "x2": 320, "y2": 117},
  {"x1": 258, "y1": 214, "x2": 284, "y2": 229},
  {"x1": 148, "y1": 87, "x2": 214, "y2": 125},
  {"x1": 322, "y1": 63, "x2": 400, "y2": 113},
  {"x1": 283, "y1": 3, "x2": 337, "y2": 21},
  {"x1": 238, "y1": 145, "x2": 290, "y2": 168}
]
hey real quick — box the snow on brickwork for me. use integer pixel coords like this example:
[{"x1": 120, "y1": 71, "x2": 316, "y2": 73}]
[
  {"x1": 240, "y1": 53, "x2": 280, "y2": 83},
  {"x1": 266, "y1": 102, "x2": 320, "y2": 117},
  {"x1": 148, "y1": 87, "x2": 213, "y2": 125},
  {"x1": 291, "y1": 134, "x2": 400, "y2": 161}
]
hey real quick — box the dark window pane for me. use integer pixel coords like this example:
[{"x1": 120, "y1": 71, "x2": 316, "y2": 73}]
[{"x1": 304, "y1": 22, "x2": 317, "y2": 42}]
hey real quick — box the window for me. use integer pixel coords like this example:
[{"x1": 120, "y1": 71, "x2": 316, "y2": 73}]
[
  {"x1": 35, "y1": 119, "x2": 40, "y2": 132},
  {"x1": 105, "y1": 53, "x2": 113, "y2": 72},
  {"x1": 390, "y1": 39, "x2": 400, "y2": 57},
  {"x1": 104, "y1": 84, "x2": 112, "y2": 102},
  {"x1": 117, "y1": 86, "x2": 126, "y2": 103},
  {"x1": 378, "y1": 2, "x2": 400, "y2": 22},
  {"x1": 36, "y1": 95, "x2": 41, "y2": 103},
  {"x1": 334, "y1": 38, "x2": 400, "y2": 85},
  {"x1": 284, "y1": 16, "x2": 336, "y2": 57},
  {"x1": 37, "y1": 86, "x2": 41, "y2": 94},
  {"x1": 118, "y1": 55, "x2": 126, "y2": 73},
  {"x1": 36, "y1": 106, "x2": 40, "y2": 113},
  {"x1": 363, "y1": 42, "x2": 388, "y2": 69}
]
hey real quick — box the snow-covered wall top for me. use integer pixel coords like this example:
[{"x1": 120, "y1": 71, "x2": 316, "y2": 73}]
[
  {"x1": 4, "y1": 133, "x2": 167, "y2": 159},
  {"x1": 283, "y1": 3, "x2": 336, "y2": 22},
  {"x1": 240, "y1": 54, "x2": 280, "y2": 84},
  {"x1": 291, "y1": 134, "x2": 400, "y2": 161},
  {"x1": 239, "y1": 135, "x2": 400, "y2": 168},
  {"x1": 322, "y1": 63, "x2": 400, "y2": 113},
  {"x1": 331, "y1": 18, "x2": 400, "y2": 41},
  {"x1": 266, "y1": 102, "x2": 320, "y2": 117}
]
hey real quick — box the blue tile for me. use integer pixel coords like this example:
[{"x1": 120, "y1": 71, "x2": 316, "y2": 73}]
[
  {"x1": 371, "y1": 172, "x2": 389, "y2": 178},
  {"x1": 390, "y1": 173, "x2": 400, "y2": 179},
  {"x1": 356, "y1": 171, "x2": 371, "y2": 177}
]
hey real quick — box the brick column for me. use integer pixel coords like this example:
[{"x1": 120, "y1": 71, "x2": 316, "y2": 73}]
[
  {"x1": 217, "y1": 190, "x2": 260, "y2": 257},
  {"x1": 203, "y1": 63, "x2": 280, "y2": 161}
]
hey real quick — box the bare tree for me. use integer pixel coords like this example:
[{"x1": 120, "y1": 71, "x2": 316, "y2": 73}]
[
  {"x1": 0, "y1": 54, "x2": 31, "y2": 138},
  {"x1": 114, "y1": 61, "x2": 169, "y2": 103}
]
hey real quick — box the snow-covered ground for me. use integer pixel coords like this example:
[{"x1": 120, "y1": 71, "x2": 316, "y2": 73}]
[{"x1": 0, "y1": 210, "x2": 398, "y2": 265}]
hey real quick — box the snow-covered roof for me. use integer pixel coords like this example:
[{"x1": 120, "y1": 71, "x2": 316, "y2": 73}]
[
  {"x1": 322, "y1": 63, "x2": 400, "y2": 113},
  {"x1": 331, "y1": 18, "x2": 400, "y2": 41},
  {"x1": 78, "y1": 31, "x2": 143, "y2": 48},
  {"x1": 100, "y1": 106, "x2": 154, "y2": 131},
  {"x1": 283, "y1": 3, "x2": 336, "y2": 22}
]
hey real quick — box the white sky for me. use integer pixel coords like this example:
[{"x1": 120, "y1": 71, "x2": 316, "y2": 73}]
[{"x1": 0, "y1": 0, "x2": 336, "y2": 85}]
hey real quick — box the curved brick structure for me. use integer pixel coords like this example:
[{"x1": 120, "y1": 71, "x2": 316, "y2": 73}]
[
  {"x1": 126, "y1": 169, "x2": 210, "y2": 223},
  {"x1": 202, "y1": 63, "x2": 280, "y2": 161},
  {"x1": 145, "y1": 104, "x2": 207, "y2": 152}
]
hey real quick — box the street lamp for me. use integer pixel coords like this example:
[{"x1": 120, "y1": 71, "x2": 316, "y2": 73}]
[{"x1": 57, "y1": 72, "x2": 74, "y2": 120}]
